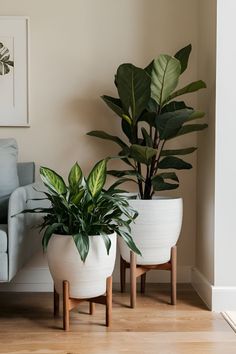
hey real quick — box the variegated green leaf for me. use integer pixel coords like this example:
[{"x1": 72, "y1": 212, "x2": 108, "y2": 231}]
[{"x1": 87, "y1": 159, "x2": 107, "y2": 197}]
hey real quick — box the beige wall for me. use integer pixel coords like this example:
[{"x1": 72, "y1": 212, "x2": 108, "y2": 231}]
[
  {"x1": 0, "y1": 0, "x2": 200, "y2": 280},
  {"x1": 196, "y1": 0, "x2": 216, "y2": 284}
]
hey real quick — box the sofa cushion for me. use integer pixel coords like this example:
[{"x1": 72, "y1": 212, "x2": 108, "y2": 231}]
[
  {"x1": 0, "y1": 139, "x2": 19, "y2": 223},
  {"x1": 0, "y1": 225, "x2": 7, "y2": 253}
]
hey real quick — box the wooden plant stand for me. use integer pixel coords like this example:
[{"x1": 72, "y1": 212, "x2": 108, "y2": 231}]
[
  {"x1": 120, "y1": 246, "x2": 177, "y2": 308},
  {"x1": 54, "y1": 276, "x2": 112, "y2": 331}
]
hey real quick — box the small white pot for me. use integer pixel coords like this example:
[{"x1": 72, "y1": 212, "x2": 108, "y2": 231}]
[
  {"x1": 47, "y1": 232, "x2": 116, "y2": 299},
  {"x1": 119, "y1": 197, "x2": 183, "y2": 265}
]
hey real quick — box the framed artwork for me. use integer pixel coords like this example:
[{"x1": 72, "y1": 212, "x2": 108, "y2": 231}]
[{"x1": 0, "y1": 17, "x2": 29, "y2": 126}]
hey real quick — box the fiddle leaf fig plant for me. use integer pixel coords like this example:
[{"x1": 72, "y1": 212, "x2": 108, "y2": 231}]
[
  {"x1": 87, "y1": 44, "x2": 207, "y2": 199},
  {"x1": 20, "y1": 160, "x2": 141, "y2": 262},
  {"x1": 0, "y1": 42, "x2": 14, "y2": 75}
]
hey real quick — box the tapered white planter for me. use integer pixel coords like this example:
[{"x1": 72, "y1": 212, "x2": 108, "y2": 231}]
[
  {"x1": 47, "y1": 232, "x2": 116, "y2": 299},
  {"x1": 119, "y1": 197, "x2": 183, "y2": 265}
]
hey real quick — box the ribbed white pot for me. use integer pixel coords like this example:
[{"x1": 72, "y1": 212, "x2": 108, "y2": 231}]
[
  {"x1": 119, "y1": 197, "x2": 183, "y2": 265},
  {"x1": 47, "y1": 232, "x2": 116, "y2": 299}
]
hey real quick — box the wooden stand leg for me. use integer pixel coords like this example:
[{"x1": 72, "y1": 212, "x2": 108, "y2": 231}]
[
  {"x1": 54, "y1": 286, "x2": 60, "y2": 317},
  {"x1": 171, "y1": 246, "x2": 177, "y2": 305},
  {"x1": 130, "y1": 251, "x2": 137, "y2": 308},
  {"x1": 89, "y1": 302, "x2": 95, "y2": 315},
  {"x1": 140, "y1": 273, "x2": 146, "y2": 294},
  {"x1": 106, "y1": 276, "x2": 112, "y2": 327},
  {"x1": 63, "y1": 280, "x2": 70, "y2": 331},
  {"x1": 120, "y1": 256, "x2": 126, "y2": 293}
]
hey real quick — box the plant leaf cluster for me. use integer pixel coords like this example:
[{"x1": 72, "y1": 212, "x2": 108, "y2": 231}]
[
  {"x1": 22, "y1": 160, "x2": 141, "y2": 262},
  {"x1": 87, "y1": 44, "x2": 207, "y2": 199}
]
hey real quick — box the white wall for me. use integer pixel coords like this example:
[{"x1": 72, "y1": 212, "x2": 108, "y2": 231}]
[
  {"x1": 194, "y1": 0, "x2": 236, "y2": 311},
  {"x1": 196, "y1": 0, "x2": 216, "y2": 285},
  {"x1": 215, "y1": 0, "x2": 236, "y2": 287},
  {"x1": 0, "y1": 0, "x2": 200, "y2": 284}
]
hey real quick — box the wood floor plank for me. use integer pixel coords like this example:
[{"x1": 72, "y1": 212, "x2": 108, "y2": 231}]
[{"x1": 0, "y1": 284, "x2": 235, "y2": 353}]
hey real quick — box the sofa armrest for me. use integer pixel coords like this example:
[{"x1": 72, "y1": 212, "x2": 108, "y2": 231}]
[{"x1": 7, "y1": 182, "x2": 49, "y2": 281}]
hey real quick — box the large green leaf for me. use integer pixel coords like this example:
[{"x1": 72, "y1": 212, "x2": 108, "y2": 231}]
[
  {"x1": 130, "y1": 144, "x2": 157, "y2": 165},
  {"x1": 151, "y1": 54, "x2": 181, "y2": 106},
  {"x1": 158, "y1": 156, "x2": 192, "y2": 170},
  {"x1": 152, "y1": 175, "x2": 179, "y2": 191},
  {"x1": 174, "y1": 44, "x2": 192, "y2": 74},
  {"x1": 108, "y1": 169, "x2": 142, "y2": 178},
  {"x1": 117, "y1": 230, "x2": 141, "y2": 256},
  {"x1": 141, "y1": 127, "x2": 153, "y2": 147},
  {"x1": 87, "y1": 130, "x2": 128, "y2": 149},
  {"x1": 121, "y1": 119, "x2": 132, "y2": 141},
  {"x1": 157, "y1": 109, "x2": 194, "y2": 139},
  {"x1": 68, "y1": 162, "x2": 82, "y2": 189},
  {"x1": 73, "y1": 233, "x2": 89, "y2": 262},
  {"x1": 157, "y1": 172, "x2": 179, "y2": 182},
  {"x1": 101, "y1": 95, "x2": 124, "y2": 118},
  {"x1": 40, "y1": 167, "x2": 67, "y2": 195},
  {"x1": 161, "y1": 100, "x2": 191, "y2": 113},
  {"x1": 168, "y1": 80, "x2": 206, "y2": 101},
  {"x1": 87, "y1": 159, "x2": 107, "y2": 197},
  {"x1": 101, "y1": 233, "x2": 111, "y2": 255},
  {"x1": 176, "y1": 124, "x2": 208, "y2": 137},
  {"x1": 42, "y1": 223, "x2": 63, "y2": 251},
  {"x1": 161, "y1": 147, "x2": 197, "y2": 156},
  {"x1": 116, "y1": 63, "x2": 151, "y2": 121}
]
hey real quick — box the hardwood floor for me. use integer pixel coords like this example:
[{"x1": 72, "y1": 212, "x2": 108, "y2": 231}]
[{"x1": 0, "y1": 284, "x2": 235, "y2": 354}]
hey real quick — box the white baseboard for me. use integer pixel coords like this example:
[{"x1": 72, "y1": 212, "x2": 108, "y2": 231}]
[
  {"x1": 191, "y1": 267, "x2": 212, "y2": 309},
  {"x1": 0, "y1": 251, "x2": 191, "y2": 292},
  {"x1": 191, "y1": 267, "x2": 236, "y2": 311}
]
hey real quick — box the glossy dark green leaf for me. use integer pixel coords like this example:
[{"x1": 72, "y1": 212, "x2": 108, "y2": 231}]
[
  {"x1": 116, "y1": 63, "x2": 151, "y2": 120},
  {"x1": 152, "y1": 175, "x2": 179, "y2": 191},
  {"x1": 161, "y1": 147, "x2": 197, "y2": 156},
  {"x1": 138, "y1": 111, "x2": 157, "y2": 126},
  {"x1": 87, "y1": 130, "x2": 128, "y2": 149},
  {"x1": 40, "y1": 167, "x2": 67, "y2": 195},
  {"x1": 157, "y1": 172, "x2": 179, "y2": 182},
  {"x1": 87, "y1": 159, "x2": 107, "y2": 198},
  {"x1": 73, "y1": 233, "x2": 89, "y2": 262},
  {"x1": 101, "y1": 95, "x2": 124, "y2": 118},
  {"x1": 151, "y1": 54, "x2": 181, "y2": 106},
  {"x1": 161, "y1": 100, "x2": 191, "y2": 113},
  {"x1": 108, "y1": 170, "x2": 140, "y2": 178},
  {"x1": 176, "y1": 124, "x2": 208, "y2": 137},
  {"x1": 168, "y1": 80, "x2": 206, "y2": 101},
  {"x1": 174, "y1": 44, "x2": 192, "y2": 74},
  {"x1": 141, "y1": 127, "x2": 153, "y2": 147},
  {"x1": 158, "y1": 109, "x2": 194, "y2": 139},
  {"x1": 121, "y1": 119, "x2": 132, "y2": 141},
  {"x1": 42, "y1": 223, "x2": 63, "y2": 251},
  {"x1": 158, "y1": 156, "x2": 192, "y2": 170},
  {"x1": 117, "y1": 230, "x2": 141, "y2": 256},
  {"x1": 101, "y1": 233, "x2": 111, "y2": 255},
  {"x1": 130, "y1": 144, "x2": 157, "y2": 165}
]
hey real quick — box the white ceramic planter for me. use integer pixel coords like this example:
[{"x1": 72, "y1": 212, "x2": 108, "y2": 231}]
[
  {"x1": 47, "y1": 232, "x2": 116, "y2": 299},
  {"x1": 119, "y1": 197, "x2": 183, "y2": 265}
]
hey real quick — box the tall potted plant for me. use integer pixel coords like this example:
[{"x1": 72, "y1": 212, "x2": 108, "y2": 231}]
[
  {"x1": 87, "y1": 44, "x2": 207, "y2": 265},
  {"x1": 21, "y1": 159, "x2": 140, "y2": 298}
]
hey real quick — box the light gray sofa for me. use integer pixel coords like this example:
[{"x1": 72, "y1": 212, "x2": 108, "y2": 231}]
[{"x1": 0, "y1": 162, "x2": 44, "y2": 282}]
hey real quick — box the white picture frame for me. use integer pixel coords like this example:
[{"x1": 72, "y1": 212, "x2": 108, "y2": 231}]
[{"x1": 0, "y1": 16, "x2": 29, "y2": 127}]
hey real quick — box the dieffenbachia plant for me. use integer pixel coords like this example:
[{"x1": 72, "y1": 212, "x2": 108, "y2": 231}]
[
  {"x1": 19, "y1": 160, "x2": 141, "y2": 262},
  {"x1": 87, "y1": 44, "x2": 207, "y2": 199},
  {"x1": 0, "y1": 42, "x2": 14, "y2": 75}
]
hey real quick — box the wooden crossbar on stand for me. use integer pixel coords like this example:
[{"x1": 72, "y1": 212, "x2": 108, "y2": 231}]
[
  {"x1": 54, "y1": 276, "x2": 112, "y2": 331},
  {"x1": 120, "y1": 246, "x2": 177, "y2": 308}
]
